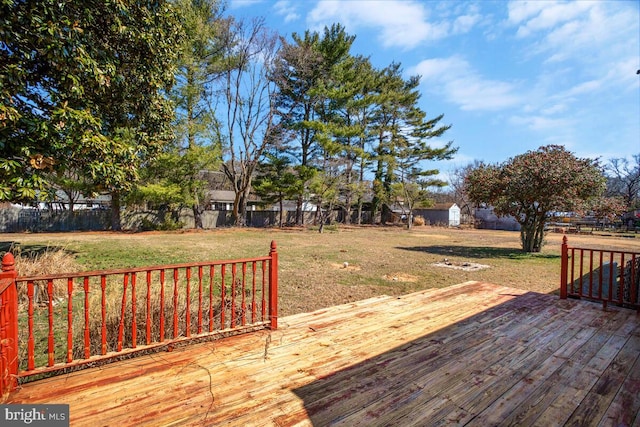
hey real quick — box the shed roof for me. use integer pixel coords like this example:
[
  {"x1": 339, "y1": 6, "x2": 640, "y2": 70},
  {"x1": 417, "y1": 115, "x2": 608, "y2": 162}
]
[{"x1": 422, "y1": 203, "x2": 459, "y2": 211}]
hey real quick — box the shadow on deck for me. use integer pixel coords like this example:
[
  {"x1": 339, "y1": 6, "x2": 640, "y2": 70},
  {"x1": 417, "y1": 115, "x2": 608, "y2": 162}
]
[{"x1": 7, "y1": 281, "x2": 640, "y2": 426}]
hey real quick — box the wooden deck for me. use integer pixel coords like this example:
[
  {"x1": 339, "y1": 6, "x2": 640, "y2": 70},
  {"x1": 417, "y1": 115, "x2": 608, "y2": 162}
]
[{"x1": 7, "y1": 281, "x2": 640, "y2": 426}]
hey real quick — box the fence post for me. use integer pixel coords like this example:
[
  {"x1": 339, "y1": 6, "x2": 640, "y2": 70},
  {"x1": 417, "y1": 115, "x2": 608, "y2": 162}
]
[
  {"x1": 268, "y1": 241, "x2": 278, "y2": 330},
  {"x1": 0, "y1": 252, "x2": 19, "y2": 399},
  {"x1": 560, "y1": 236, "x2": 568, "y2": 299}
]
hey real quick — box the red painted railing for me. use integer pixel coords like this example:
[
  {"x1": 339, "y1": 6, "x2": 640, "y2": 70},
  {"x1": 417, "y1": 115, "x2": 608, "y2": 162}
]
[
  {"x1": 560, "y1": 236, "x2": 640, "y2": 311},
  {"x1": 0, "y1": 241, "x2": 278, "y2": 395},
  {"x1": 0, "y1": 253, "x2": 18, "y2": 400}
]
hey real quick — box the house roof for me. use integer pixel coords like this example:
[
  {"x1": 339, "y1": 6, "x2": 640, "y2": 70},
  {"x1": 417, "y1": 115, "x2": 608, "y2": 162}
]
[
  {"x1": 208, "y1": 190, "x2": 236, "y2": 202},
  {"x1": 207, "y1": 190, "x2": 261, "y2": 203},
  {"x1": 421, "y1": 203, "x2": 458, "y2": 211}
]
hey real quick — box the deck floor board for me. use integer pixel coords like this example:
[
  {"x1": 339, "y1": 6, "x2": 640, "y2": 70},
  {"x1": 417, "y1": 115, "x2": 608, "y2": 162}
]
[{"x1": 7, "y1": 281, "x2": 640, "y2": 426}]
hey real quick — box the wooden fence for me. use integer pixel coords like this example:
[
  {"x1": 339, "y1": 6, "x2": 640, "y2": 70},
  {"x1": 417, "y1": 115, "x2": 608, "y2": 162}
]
[
  {"x1": 0, "y1": 242, "x2": 278, "y2": 399},
  {"x1": 560, "y1": 236, "x2": 640, "y2": 311}
]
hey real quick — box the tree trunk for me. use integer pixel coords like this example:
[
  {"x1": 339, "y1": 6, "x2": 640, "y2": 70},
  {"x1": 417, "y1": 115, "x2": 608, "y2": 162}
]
[
  {"x1": 110, "y1": 191, "x2": 122, "y2": 231},
  {"x1": 520, "y1": 213, "x2": 545, "y2": 252},
  {"x1": 406, "y1": 211, "x2": 413, "y2": 229},
  {"x1": 192, "y1": 204, "x2": 203, "y2": 229},
  {"x1": 317, "y1": 205, "x2": 324, "y2": 234},
  {"x1": 343, "y1": 193, "x2": 352, "y2": 225},
  {"x1": 295, "y1": 195, "x2": 303, "y2": 226},
  {"x1": 381, "y1": 203, "x2": 391, "y2": 226}
]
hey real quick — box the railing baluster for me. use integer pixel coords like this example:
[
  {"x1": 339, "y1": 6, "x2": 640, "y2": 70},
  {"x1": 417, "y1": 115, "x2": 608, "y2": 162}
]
[
  {"x1": 251, "y1": 262, "x2": 257, "y2": 324},
  {"x1": 631, "y1": 255, "x2": 638, "y2": 306},
  {"x1": 209, "y1": 266, "x2": 214, "y2": 333},
  {"x1": 241, "y1": 263, "x2": 247, "y2": 326},
  {"x1": 117, "y1": 273, "x2": 129, "y2": 352},
  {"x1": 101, "y1": 275, "x2": 107, "y2": 355},
  {"x1": 619, "y1": 253, "x2": 625, "y2": 303},
  {"x1": 570, "y1": 248, "x2": 576, "y2": 294},
  {"x1": 608, "y1": 252, "x2": 614, "y2": 302},
  {"x1": 231, "y1": 264, "x2": 237, "y2": 328},
  {"x1": 597, "y1": 251, "x2": 603, "y2": 300},
  {"x1": 173, "y1": 269, "x2": 178, "y2": 339},
  {"x1": 0, "y1": 288, "x2": 7, "y2": 392},
  {"x1": 197, "y1": 266, "x2": 203, "y2": 334},
  {"x1": 146, "y1": 271, "x2": 151, "y2": 345},
  {"x1": 588, "y1": 250, "x2": 594, "y2": 297},
  {"x1": 67, "y1": 278, "x2": 73, "y2": 363},
  {"x1": 27, "y1": 281, "x2": 35, "y2": 370},
  {"x1": 160, "y1": 270, "x2": 165, "y2": 342},
  {"x1": 261, "y1": 260, "x2": 266, "y2": 320},
  {"x1": 131, "y1": 273, "x2": 137, "y2": 349},
  {"x1": 185, "y1": 267, "x2": 191, "y2": 338},
  {"x1": 83, "y1": 277, "x2": 90, "y2": 359},
  {"x1": 220, "y1": 265, "x2": 226, "y2": 329},
  {"x1": 578, "y1": 249, "x2": 584, "y2": 296},
  {"x1": 47, "y1": 279, "x2": 54, "y2": 367}
]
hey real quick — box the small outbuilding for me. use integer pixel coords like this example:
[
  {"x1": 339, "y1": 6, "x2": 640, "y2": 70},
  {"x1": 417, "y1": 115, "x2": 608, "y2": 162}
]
[
  {"x1": 473, "y1": 207, "x2": 521, "y2": 231},
  {"x1": 415, "y1": 203, "x2": 461, "y2": 227}
]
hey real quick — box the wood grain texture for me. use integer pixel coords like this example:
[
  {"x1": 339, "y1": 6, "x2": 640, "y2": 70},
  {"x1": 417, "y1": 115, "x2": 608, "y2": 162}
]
[{"x1": 8, "y1": 281, "x2": 640, "y2": 426}]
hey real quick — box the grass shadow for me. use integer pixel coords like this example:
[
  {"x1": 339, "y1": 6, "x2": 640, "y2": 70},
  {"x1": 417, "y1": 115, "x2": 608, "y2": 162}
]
[{"x1": 397, "y1": 245, "x2": 560, "y2": 260}]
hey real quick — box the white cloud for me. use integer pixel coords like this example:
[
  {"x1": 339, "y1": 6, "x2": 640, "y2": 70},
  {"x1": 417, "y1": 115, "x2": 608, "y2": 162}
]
[
  {"x1": 503, "y1": 0, "x2": 639, "y2": 134},
  {"x1": 509, "y1": 115, "x2": 571, "y2": 132},
  {"x1": 452, "y1": 12, "x2": 481, "y2": 34},
  {"x1": 307, "y1": 0, "x2": 458, "y2": 49},
  {"x1": 410, "y1": 56, "x2": 522, "y2": 111},
  {"x1": 274, "y1": 1, "x2": 300, "y2": 23},
  {"x1": 562, "y1": 80, "x2": 602, "y2": 98},
  {"x1": 540, "y1": 103, "x2": 567, "y2": 115},
  {"x1": 509, "y1": 1, "x2": 593, "y2": 38},
  {"x1": 507, "y1": 0, "x2": 638, "y2": 83}
]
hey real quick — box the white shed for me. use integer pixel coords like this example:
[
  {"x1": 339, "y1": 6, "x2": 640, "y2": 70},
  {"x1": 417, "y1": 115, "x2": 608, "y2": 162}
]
[{"x1": 415, "y1": 203, "x2": 461, "y2": 227}]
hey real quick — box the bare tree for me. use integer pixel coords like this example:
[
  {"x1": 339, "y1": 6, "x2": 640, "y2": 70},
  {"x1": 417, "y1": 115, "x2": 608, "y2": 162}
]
[
  {"x1": 213, "y1": 18, "x2": 279, "y2": 226},
  {"x1": 606, "y1": 154, "x2": 640, "y2": 210},
  {"x1": 448, "y1": 161, "x2": 483, "y2": 224}
]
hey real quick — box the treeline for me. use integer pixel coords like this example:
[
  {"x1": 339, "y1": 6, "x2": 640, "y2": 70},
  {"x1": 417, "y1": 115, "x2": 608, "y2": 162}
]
[{"x1": 0, "y1": 0, "x2": 456, "y2": 231}]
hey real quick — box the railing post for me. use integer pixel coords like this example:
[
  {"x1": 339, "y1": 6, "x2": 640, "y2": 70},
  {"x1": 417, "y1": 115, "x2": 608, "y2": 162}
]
[
  {"x1": 560, "y1": 236, "x2": 568, "y2": 299},
  {"x1": 0, "y1": 252, "x2": 19, "y2": 398},
  {"x1": 268, "y1": 241, "x2": 278, "y2": 330}
]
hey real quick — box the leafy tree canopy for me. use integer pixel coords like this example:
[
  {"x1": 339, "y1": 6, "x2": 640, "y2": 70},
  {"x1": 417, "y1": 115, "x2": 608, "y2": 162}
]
[
  {"x1": 0, "y1": 0, "x2": 182, "y2": 202},
  {"x1": 465, "y1": 145, "x2": 606, "y2": 252}
]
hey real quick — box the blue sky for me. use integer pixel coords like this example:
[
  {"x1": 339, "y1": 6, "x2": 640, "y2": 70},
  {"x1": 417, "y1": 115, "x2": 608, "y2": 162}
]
[{"x1": 228, "y1": 0, "x2": 639, "y2": 178}]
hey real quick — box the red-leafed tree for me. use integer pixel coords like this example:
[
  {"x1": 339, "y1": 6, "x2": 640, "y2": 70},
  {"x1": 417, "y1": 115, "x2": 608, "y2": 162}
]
[
  {"x1": 588, "y1": 196, "x2": 626, "y2": 226},
  {"x1": 464, "y1": 145, "x2": 606, "y2": 252}
]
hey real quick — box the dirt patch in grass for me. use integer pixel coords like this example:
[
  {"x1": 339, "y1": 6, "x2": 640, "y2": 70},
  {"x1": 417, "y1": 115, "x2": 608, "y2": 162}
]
[
  {"x1": 330, "y1": 262, "x2": 361, "y2": 271},
  {"x1": 2, "y1": 226, "x2": 637, "y2": 317},
  {"x1": 432, "y1": 261, "x2": 490, "y2": 271},
  {"x1": 382, "y1": 273, "x2": 418, "y2": 282}
]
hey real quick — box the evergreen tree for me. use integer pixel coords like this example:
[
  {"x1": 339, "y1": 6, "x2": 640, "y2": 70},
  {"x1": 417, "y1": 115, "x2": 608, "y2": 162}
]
[
  {"x1": 271, "y1": 24, "x2": 355, "y2": 225},
  {"x1": 253, "y1": 152, "x2": 299, "y2": 227},
  {"x1": 366, "y1": 64, "x2": 454, "y2": 225}
]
